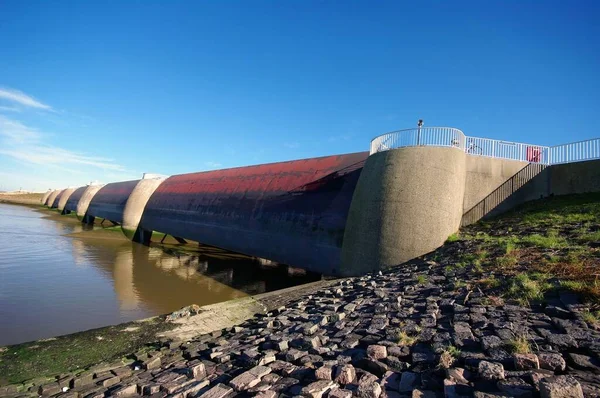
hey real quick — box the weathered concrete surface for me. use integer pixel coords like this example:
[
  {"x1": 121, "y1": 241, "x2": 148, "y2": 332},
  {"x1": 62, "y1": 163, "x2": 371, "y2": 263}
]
[
  {"x1": 140, "y1": 153, "x2": 368, "y2": 275},
  {"x1": 341, "y1": 147, "x2": 467, "y2": 275},
  {"x1": 549, "y1": 159, "x2": 600, "y2": 196},
  {"x1": 46, "y1": 189, "x2": 63, "y2": 208},
  {"x1": 76, "y1": 184, "x2": 105, "y2": 221},
  {"x1": 56, "y1": 187, "x2": 76, "y2": 213},
  {"x1": 121, "y1": 177, "x2": 167, "y2": 241},
  {"x1": 87, "y1": 180, "x2": 140, "y2": 224},
  {"x1": 41, "y1": 190, "x2": 51, "y2": 205},
  {"x1": 63, "y1": 186, "x2": 87, "y2": 213},
  {"x1": 462, "y1": 156, "x2": 528, "y2": 212},
  {"x1": 158, "y1": 279, "x2": 339, "y2": 342}
]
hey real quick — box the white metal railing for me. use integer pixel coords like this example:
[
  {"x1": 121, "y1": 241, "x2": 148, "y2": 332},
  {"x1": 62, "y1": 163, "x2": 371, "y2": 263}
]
[
  {"x1": 370, "y1": 127, "x2": 465, "y2": 154},
  {"x1": 370, "y1": 127, "x2": 599, "y2": 166},
  {"x1": 549, "y1": 138, "x2": 600, "y2": 165},
  {"x1": 464, "y1": 137, "x2": 549, "y2": 164}
]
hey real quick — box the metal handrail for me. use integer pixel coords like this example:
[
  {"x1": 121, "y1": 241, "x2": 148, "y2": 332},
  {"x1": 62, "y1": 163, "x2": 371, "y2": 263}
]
[
  {"x1": 549, "y1": 138, "x2": 600, "y2": 165},
  {"x1": 370, "y1": 127, "x2": 599, "y2": 166},
  {"x1": 369, "y1": 127, "x2": 465, "y2": 154}
]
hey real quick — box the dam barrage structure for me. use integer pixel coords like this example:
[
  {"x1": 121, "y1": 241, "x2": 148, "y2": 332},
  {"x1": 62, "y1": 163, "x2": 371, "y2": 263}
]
[{"x1": 43, "y1": 128, "x2": 600, "y2": 276}]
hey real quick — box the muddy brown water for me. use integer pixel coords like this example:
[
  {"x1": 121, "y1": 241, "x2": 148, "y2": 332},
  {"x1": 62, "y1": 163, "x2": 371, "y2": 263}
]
[{"x1": 0, "y1": 203, "x2": 318, "y2": 346}]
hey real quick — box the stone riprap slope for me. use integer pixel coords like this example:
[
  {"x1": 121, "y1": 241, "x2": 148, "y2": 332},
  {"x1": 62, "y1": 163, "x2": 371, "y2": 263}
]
[{"x1": 6, "y1": 261, "x2": 599, "y2": 398}]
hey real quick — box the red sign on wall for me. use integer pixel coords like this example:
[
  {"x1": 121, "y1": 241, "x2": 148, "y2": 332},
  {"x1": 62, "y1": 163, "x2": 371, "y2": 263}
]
[{"x1": 527, "y1": 146, "x2": 543, "y2": 162}]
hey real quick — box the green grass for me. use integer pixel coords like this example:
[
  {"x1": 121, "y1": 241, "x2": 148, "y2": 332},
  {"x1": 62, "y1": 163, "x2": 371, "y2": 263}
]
[
  {"x1": 416, "y1": 274, "x2": 427, "y2": 284},
  {"x1": 582, "y1": 310, "x2": 600, "y2": 326},
  {"x1": 506, "y1": 273, "x2": 552, "y2": 305},
  {"x1": 446, "y1": 232, "x2": 461, "y2": 243},
  {"x1": 581, "y1": 230, "x2": 600, "y2": 242},
  {"x1": 438, "y1": 345, "x2": 461, "y2": 369},
  {"x1": 520, "y1": 230, "x2": 568, "y2": 249},
  {"x1": 496, "y1": 253, "x2": 518, "y2": 268},
  {"x1": 506, "y1": 335, "x2": 531, "y2": 354},
  {"x1": 396, "y1": 331, "x2": 417, "y2": 347}
]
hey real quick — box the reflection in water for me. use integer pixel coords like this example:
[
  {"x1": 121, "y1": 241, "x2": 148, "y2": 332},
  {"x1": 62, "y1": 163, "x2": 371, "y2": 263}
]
[{"x1": 0, "y1": 204, "x2": 318, "y2": 346}]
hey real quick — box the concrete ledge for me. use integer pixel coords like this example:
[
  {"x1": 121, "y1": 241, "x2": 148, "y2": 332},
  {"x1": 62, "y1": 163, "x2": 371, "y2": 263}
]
[{"x1": 158, "y1": 279, "x2": 338, "y2": 341}]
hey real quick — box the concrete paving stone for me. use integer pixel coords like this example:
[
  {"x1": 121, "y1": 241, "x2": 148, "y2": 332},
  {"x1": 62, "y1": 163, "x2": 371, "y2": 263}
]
[
  {"x1": 71, "y1": 373, "x2": 94, "y2": 388},
  {"x1": 111, "y1": 367, "x2": 133, "y2": 379},
  {"x1": 539, "y1": 375, "x2": 584, "y2": 398},
  {"x1": 567, "y1": 352, "x2": 600, "y2": 372},
  {"x1": 545, "y1": 334, "x2": 578, "y2": 349},
  {"x1": 197, "y1": 383, "x2": 233, "y2": 398},
  {"x1": 101, "y1": 376, "x2": 121, "y2": 388},
  {"x1": 178, "y1": 379, "x2": 210, "y2": 397},
  {"x1": 411, "y1": 389, "x2": 436, "y2": 398},
  {"x1": 497, "y1": 377, "x2": 534, "y2": 397},
  {"x1": 537, "y1": 353, "x2": 567, "y2": 372},
  {"x1": 254, "y1": 391, "x2": 277, "y2": 398},
  {"x1": 141, "y1": 384, "x2": 161, "y2": 395},
  {"x1": 397, "y1": 372, "x2": 419, "y2": 393},
  {"x1": 355, "y1": 380, "x2": 382, "y2": 398},
  {"x1": 478, "y1": 361, "x2": 505, "y2": 381},
  {"x1": 333, "y1": 364, "x2": 356, "y2": 385},
  {"x1": 111, "y1": 383, "x2": 138, "y2": 397},
  {"x1": 366, "y1": 345, "x2": 387, "y2": 360},
  {"x1": 514, "y1": 354, "x2": 539, "y2": 370},
  {"x1": 446, "y1": 368, "x2": 469, "y2": 384},
  {"x1": 300, "y1": 380, "x2": 337, "y2": 398},
  {"x1": 286, "y1": 349, "x2": 308, "y2": 362},
  {"x1": 314, "y1": 366, "x2": 333, "y2": 381},
  {"x1": 38, "y1": 382, "x2": 62, "y2": 396},
  {"x1": 480, "y1": 335, "x2": 503, "y2": 351},
  {"x1": 142, "y1": 357, "x2": 161, "y2": 371}
]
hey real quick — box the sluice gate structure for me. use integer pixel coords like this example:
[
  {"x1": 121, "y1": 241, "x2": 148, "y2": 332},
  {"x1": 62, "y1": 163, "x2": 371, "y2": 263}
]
[{"x1": 43, "y1": 128, "x2": 600, "y2": 276}]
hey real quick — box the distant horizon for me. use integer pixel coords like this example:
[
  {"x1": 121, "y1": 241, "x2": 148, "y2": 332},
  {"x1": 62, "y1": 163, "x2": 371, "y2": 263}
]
[{"x1": 1, "y1": 1, "x2": 598, "y2": 191}]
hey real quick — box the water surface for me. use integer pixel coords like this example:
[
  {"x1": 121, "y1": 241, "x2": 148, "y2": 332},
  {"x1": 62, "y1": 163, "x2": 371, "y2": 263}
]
[{"x1": 0, "y1": 204, "x2": 315, "y2": 346}]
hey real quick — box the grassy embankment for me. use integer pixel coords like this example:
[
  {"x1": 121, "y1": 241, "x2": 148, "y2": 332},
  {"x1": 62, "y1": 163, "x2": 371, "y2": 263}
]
[{"x1": 441, "y1": 192, "x2": 600, "y2": 311}]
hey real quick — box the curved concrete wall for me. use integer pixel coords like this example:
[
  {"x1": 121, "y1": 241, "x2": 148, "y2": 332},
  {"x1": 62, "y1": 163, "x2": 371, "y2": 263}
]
[
  {"x1": 140, "y1": 152, "x2": 369, "y2": 275},
  {"x1": 47, "y1": 189, "x2": 64, "y2": 208},
  {"x1": 86, "y1": 180, "x2": 139, "y2": 223},
  {"x1": 341, "y1": 147, "x2": 467, "y2": 275},
  {"x1": 64, "y1": 186, "x2": 88, "y2": 213},
  {"x1": 43, "y1": 190, "x2": 56, "y2": 206},
  {"x1": 122, "y1": 177, "x2": 167, "y2": 240},
  {"x1": 41, "y1": 191, "x2": 51, "y2": 205},
  {"x1": 76, "y1": 184, "x2": 105, "y2": 221},
  {"x1": 56, "y1": 188, "x2": 76, "y2": 213}
]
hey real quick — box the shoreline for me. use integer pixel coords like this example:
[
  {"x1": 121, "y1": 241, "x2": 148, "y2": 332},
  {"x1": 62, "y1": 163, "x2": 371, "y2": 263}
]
[{"x1": 0, "y1": 278, "x2": 338, "y2": 387}]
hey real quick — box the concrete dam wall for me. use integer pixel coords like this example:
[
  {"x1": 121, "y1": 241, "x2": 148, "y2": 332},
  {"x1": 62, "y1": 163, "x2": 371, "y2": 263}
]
[
  {"x1": 41, "y1": 141, "x2": 599, "y2": 276},
  {"x1": 139, "y1": 152, "x2": 369, "y2": 275}
]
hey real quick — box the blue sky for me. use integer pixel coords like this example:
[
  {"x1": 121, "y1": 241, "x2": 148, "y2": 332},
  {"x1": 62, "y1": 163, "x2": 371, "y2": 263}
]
[{"x1": 0, "y1": 1, "x2": 598, "y2": 191}]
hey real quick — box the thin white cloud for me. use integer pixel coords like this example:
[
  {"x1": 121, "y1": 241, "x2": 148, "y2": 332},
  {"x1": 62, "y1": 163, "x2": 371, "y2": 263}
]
[
  {"x1": 205, "y1": 161, "x2": 222, "y2": 168},
  {"x1": 0, "y1": 115, "x2": 132, "y2": 183},
  {"x1": 0, "y1": 105, "x2": 21, "y2": 112},
  {"x1": 284, "y1": 142, "x2": 300, "y2": 149},
  {"x1": 0, "y1": 87, "x2": 52, "y2": 110},
  {"x1": 0, "y1": 116, "x2": 41, "y2": 143}
]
